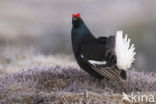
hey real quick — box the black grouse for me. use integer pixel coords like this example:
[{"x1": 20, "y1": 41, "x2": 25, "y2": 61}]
[{"x1": 71, "y1": 13, "x2": 136, "y2": 81}]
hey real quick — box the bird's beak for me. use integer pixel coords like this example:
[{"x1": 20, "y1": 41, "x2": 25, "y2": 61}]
[{"x1": 73, "y1": 17, "x2": 77, "y2": 21}]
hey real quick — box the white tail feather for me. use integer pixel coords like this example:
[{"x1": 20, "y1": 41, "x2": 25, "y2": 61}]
[{"x1": 115, "y1": 31, "x2": 136, "y2": 70}]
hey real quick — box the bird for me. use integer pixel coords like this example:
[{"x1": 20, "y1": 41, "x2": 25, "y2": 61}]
[{"x1": 71, "y1": 13, "x2": 136, "y2": 81}]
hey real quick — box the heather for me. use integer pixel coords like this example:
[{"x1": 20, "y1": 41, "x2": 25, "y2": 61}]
[{"x1": 0, "y1": 65, "x2": 156, "y2": 104}]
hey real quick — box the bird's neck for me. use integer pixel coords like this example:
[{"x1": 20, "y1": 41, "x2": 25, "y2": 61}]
[{"x1": 72, "y1": 24, "x2": 95, "y2": 55}]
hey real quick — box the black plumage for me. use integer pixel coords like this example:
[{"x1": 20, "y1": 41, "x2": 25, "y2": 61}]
[{"x1": 71, "y1": 13, "x2": 127, "y2": 81}]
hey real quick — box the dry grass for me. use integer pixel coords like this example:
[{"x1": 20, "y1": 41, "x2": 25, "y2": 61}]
[
  {"x1": 0, "y1": 44, "x2": 156, "y2": 104},
  {"x1": 0, "y1": 65, "x2": 156, "y2": 104},
  {"x1": 0, "y1": 44, "x2": 76, "y2": 75}
]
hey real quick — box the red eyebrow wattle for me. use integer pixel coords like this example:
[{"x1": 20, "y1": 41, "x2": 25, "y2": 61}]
[
  {"x1": 72, "y1": 13, "x2": 75, "y2": 18},
  {"x1": 76, "y1": 13, "x2": 80, "y2": 18}
]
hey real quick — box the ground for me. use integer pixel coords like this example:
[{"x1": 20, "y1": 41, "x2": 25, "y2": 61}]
[{"x1": 0, "y1": 45, "x2": 156, "y2": 104}]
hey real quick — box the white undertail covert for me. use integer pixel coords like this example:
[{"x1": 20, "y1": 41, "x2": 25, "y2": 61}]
[{"x1": 115, "y1": 31, "x2": 136, "y2": 70}]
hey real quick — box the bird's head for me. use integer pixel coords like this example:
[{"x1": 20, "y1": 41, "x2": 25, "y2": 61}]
[{"x1": 72, "y1": 13, "x2": 84, "y2": 28}]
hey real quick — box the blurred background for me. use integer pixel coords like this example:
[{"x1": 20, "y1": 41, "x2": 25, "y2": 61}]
[{"x1": 0, "y1": 0, "x2": 156, "y2": 74}]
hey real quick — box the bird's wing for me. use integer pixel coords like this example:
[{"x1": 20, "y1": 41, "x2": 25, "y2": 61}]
[
  {"x1": 81, "y1": 54, "x2": 122, "y2": 81},
  {"x1": 80, "y1": 37, "x2": 123, "y2": 81}
]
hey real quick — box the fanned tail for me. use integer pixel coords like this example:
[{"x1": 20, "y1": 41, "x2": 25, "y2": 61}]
[{"x1": 115, "y1": 31, "x2": 136, "y2": 70}]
